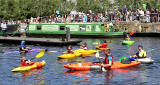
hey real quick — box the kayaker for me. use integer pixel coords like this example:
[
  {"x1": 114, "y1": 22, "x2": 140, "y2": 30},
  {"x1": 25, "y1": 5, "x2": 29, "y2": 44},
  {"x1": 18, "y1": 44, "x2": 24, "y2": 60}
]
[
  {"x1": 126, "y1": 34, "x2": 130, "y2": 41},
  {"x1": 98, "y1": 49, "x2": 113, "y2": 69},
  {"x1": 99, "y1": 40, "x2": 108, "y2": 48},
  {"x1": 63, "y1": 45, "x2": 74, "y2": 54},
  {"x1": 131, "y1": 45, "x2": 147, "y2": 59},
  {"x1": 80, "y1": 42, "x2": 88, "y2": 50},
  {"x1": 19, "y1": 40, "x2": 31, "y2": 54},
  {"x1": 20, "y1": 57, "x2": 32, "y2": 66}
]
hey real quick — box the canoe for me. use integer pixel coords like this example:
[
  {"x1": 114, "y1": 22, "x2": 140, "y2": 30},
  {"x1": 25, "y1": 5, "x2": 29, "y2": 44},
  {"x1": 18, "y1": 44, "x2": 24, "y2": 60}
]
[
  {"x1": 74, "y1": 49, "x2": 100, "y2": 57},
  {"x1": 12, "y1": 60, "x2": 46, "y2": 72},
  {"x1": 57, "y1": 52, "x2": 82, "y2": 59},
  {"x1": 64, "y1": 61, "x2": 140, "y2": 71},
  {"x1": 122, "y1": 41, "x2": 135, "y2": 45},
  {"x1": 96, "y1": 46, "x2": 107, "y2": 50},
  {"x1": 4, "y1": 48, "x2": 45, "y2": 54},
  {"x1": 137, "y1": 58, "x2": 154, "y2": 64}
]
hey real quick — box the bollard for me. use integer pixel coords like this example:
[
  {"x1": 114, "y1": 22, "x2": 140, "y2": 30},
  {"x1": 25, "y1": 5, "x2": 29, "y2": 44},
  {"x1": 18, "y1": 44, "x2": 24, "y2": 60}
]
[
  {"x1": 152, "y1": 22, "x2": 156, "y2": 32},
  {"x1": 66, "y1": 27, "x2": 70, "y2": 41}
]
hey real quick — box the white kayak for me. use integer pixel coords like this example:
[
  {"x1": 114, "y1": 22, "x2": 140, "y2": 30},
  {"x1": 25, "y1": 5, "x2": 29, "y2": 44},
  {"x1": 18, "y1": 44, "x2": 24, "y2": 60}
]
[{"x1": 137, "y1": 57, "x2": 154, "y2": 64}]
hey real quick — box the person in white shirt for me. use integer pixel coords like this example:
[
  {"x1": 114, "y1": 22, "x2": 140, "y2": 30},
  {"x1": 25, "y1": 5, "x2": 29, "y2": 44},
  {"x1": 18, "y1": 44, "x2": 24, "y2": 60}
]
[{"x1": 1, "y1": 21, "x2": 7, "y2": 37}]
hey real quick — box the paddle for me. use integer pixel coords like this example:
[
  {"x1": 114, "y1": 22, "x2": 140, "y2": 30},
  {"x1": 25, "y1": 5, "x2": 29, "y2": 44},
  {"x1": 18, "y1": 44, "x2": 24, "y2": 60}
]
[
  {"x1": 129, "y1": 32, "x2": 135, "y2": 36},
  {"x1": 36, "y1": 52, "x2": 45, "y2": 58},
  {"x1": 95, "y1": 52, "x2": 100, "y2": 62},
  {"x1": 48, "y1": 51, "x2": 63, "y2": 53},
  {"x1": 30, "y1": 51, "x2": 45, "y2": 60}
]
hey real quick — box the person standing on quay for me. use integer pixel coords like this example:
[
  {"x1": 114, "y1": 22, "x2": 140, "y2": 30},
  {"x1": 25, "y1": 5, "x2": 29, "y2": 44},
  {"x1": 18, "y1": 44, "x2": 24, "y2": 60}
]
[{"x1": 1, "y1": 21, "x2": 7, "y2": 37}]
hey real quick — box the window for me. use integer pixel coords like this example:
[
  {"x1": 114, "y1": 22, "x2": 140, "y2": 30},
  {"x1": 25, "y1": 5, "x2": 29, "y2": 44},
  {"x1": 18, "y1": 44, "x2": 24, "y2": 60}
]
[
  {"x1": 60, "y1": 26, "x2": 65, "y2": 30},
  {"x1": 80, "y1": 26, "x2": 86, "y2": 31},
  {"x1": 92, "y1": 26, "x2": 96, "y2": 31},
  {"x1": 37, "y1": 26, "x2": 41, "y2": 30}
]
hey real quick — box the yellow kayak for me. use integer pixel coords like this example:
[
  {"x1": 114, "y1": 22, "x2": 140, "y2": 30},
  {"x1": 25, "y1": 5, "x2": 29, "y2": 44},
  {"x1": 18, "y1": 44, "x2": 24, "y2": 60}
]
[
  {"x1": 12, "y1": 60, "x2": 46, "y2": 72},
  {"x1": 58, "y1": 52, "x2": 82, "y2": 59},
  {"x1": 74, "y1": 49, "x2": 100, "y2": 57}
]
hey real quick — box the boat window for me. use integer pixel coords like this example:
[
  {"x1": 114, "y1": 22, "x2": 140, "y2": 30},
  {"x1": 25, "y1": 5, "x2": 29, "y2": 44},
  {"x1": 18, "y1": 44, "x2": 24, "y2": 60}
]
[
  {"x1": 80, "y1": 26, "x2": 86, "y2": 31},
  {"x1": 92, "y1": 26, "x2": 96, "y2": 31},
  {"x1": 101, "y1": 24, "x2": 104, "y2": 26},
  {"x1": 60, "y1": 26, "x2": 65, "y2": 30},
  {"x1": 37, "y1": 26, "x2": 41, "y2": 30}
]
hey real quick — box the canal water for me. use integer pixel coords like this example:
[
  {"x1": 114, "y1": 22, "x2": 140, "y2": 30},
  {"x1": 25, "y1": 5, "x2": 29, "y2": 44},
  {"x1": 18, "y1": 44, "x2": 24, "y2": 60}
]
[{"x1": 0, "y1": 37, "x2": 160, "y2": 85}]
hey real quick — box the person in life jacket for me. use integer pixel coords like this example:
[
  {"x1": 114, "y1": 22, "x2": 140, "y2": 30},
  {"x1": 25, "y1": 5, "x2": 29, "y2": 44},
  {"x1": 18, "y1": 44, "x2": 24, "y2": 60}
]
[
  {"x1": 131, "y1": 45, "x2": 147, "y2": 58},
  {"x1": 99, "y1": 40, "x2": 108, "y2": 48},
  {"x1": 80, "y1": 42, "x2": 88, "y2": 50},
  {"x1": 98, "y1": 49, "x2": 113, "y2": 68},
  {"x1": 19, "y1": 41, "x2": 31, "y2": 54},
  {"x1": 126, "y1": 34, "x2": 130, "y2": 41},
  {"x1": 63, "y1": 45, "x2": 74, "y2": 54},
  {"x1": 20, "y1": 57, "x2": 31, "y2": 66}
]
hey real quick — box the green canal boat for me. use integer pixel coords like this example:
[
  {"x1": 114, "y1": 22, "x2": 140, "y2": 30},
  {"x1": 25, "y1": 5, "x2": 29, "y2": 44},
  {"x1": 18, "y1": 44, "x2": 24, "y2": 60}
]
[
  {"x1": 0, "y1": 23, "x2": 124, "y2": 37},
  {"x1": 27, "y1": 23, "x2": 124, "y2": 37}
]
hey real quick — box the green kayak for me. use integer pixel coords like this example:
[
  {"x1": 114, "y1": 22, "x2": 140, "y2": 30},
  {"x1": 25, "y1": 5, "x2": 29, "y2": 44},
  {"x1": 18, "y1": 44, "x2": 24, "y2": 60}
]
[{"x1": 122, "y1": 41, "x2": 135, "y2": 45}]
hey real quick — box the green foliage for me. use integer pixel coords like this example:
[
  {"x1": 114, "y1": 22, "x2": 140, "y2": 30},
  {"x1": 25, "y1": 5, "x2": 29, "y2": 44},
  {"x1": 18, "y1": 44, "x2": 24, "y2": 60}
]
[{"x1": 0, "y1": 0, "x2": 159, "y2": 20}]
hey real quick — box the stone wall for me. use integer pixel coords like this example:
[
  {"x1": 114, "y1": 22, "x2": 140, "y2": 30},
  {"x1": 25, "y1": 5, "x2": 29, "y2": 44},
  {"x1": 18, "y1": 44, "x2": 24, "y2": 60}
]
[{"x1": 114, "y1": 21, "x2": 160, "y2": 32}]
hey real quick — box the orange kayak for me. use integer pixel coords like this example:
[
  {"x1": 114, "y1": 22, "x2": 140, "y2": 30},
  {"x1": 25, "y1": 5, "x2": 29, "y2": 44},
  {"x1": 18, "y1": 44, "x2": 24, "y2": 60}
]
[
  {"x1": 96, "y1": 46, "x2": 107, "y2": 51},
  {"x1": 64, "y1": 61, "x2": 140, "y2": 71}
]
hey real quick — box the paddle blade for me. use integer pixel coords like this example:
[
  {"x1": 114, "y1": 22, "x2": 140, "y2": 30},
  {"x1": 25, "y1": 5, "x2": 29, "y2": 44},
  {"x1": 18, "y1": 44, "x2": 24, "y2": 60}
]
[
  {"x1": 93, "y1": 42, "x2": 99, "y2": 45},
  {"x1": 95, "y1": 52, "x2": 100, "y2": 58},
  {"x1": 147, "y1": 49, "x2": 155, "y2": 53},
  {"x1": 36, "y1": 52, "x2": 45, "y2": 58},
  {"x1": 48, "y1": 51, "x2": 58, "y2": 53},
  {"x1": 129, "y1": 32, "x2": 135, "y2": 36},
  {"x1": 109, "y1": 40, "x2": 113, "y2": 43}
]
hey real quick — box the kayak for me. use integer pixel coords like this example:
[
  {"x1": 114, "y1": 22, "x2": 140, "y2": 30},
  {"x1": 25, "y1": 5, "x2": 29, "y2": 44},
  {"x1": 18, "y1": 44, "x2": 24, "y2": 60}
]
[
  {"x1": 74, "y1": 49, "x2": 100, "y2": 57},
  {"x1": 64, "y1": 61, "x2": 140, "y2": 71},
  {"x1": 122, "y1": 41, "x2": 135, "y2": 45},
  {"x1": 12, "y1": 60, "x2": 46, "y2": 72},
  {"x1": 96, "y1": 46, "x2": 107, "y2": 51},
  {"x1": 137, "y1": 58, "x2": 154, "y2": 64},
  {"x1": 57, "y1": 52, "x2": 82, "y2": 59},
  {"x1": 4, "y1": 48, "x2": 46, "y2": 54}
]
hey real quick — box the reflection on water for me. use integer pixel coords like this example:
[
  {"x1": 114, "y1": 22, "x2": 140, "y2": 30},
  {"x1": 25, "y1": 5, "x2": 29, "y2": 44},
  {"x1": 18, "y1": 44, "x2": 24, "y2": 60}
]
[
  {"x1": 1, "y1": 37, "x2": 160, "y2": 85},
  {"x1": 13, "y1": 68, "x2": 45, "y2": 85}
]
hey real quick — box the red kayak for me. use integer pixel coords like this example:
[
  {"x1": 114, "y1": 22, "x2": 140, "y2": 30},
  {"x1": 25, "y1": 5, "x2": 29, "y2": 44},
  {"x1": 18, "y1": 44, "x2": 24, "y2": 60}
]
[{"x1": 64, "y1": 61, "x2": 140, "y2": 71}]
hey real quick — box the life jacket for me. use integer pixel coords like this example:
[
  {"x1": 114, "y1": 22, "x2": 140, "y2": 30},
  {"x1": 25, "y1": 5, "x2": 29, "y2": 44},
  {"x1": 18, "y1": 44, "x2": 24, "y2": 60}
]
[
  {"x1": 136, "y1": 50, "x2": 146, "y2": 58},
  {"x1": 21, "y1": 60, "x2": 28, "y2": 66},
  {"x1": 68, "y1": 50, "x2": 73, "y2": 54},
  {"x1": 101, "y1": 43, "x2": 107, "y2": 48},
  {"x1": 104, "y1": 55, "x2": 113, "y2": 65},
  {"x1": 19, "y1": 45, "x2": 26, "y2": 51}
]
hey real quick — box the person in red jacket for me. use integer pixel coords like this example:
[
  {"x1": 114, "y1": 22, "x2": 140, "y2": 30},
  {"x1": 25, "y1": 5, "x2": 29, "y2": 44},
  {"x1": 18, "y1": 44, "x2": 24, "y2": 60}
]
[
  {"x1": 63, "y1": 45, "x2": 74, "y2": 54},
  {"x1": 99, "y1": 40, "x2": 108, "y2": 48},
  {"x1": 80, "y1": 42, "x2": 88, "y2": 50},
  {"x1": 98, "y1": 49, "x2": 113, "y2": 68},
  {"x1": 20, "y1": 57, "x2": 31, "y2": 66}
]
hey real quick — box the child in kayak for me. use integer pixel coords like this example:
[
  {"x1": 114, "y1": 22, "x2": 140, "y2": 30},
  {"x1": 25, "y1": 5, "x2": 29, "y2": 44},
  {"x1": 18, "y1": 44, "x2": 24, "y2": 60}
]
[
  {"x1": 126, "y1": 34, "x2": 130, "y2": 41},
  {"x1": 98, "y1": 49, "x2": 113, "y2": 68},
  {"x1": 80, "y1": 42, "x2": 88, "y2": 50},
  {"x1": 20, "y1": 57, "x2": 32, "y2": 66},
  {"x1": 130, "y1": 45, "x2": 147, "y2": 60},
  {"x1": 19, "y1": 40, "x2": 31, "y2": 54},
  {"x1": 99, "y1": 40, "x2": 108, "y2": 48},
  {"x1": 63, "y1": 45, "x2": 74, "y2": 54}
]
